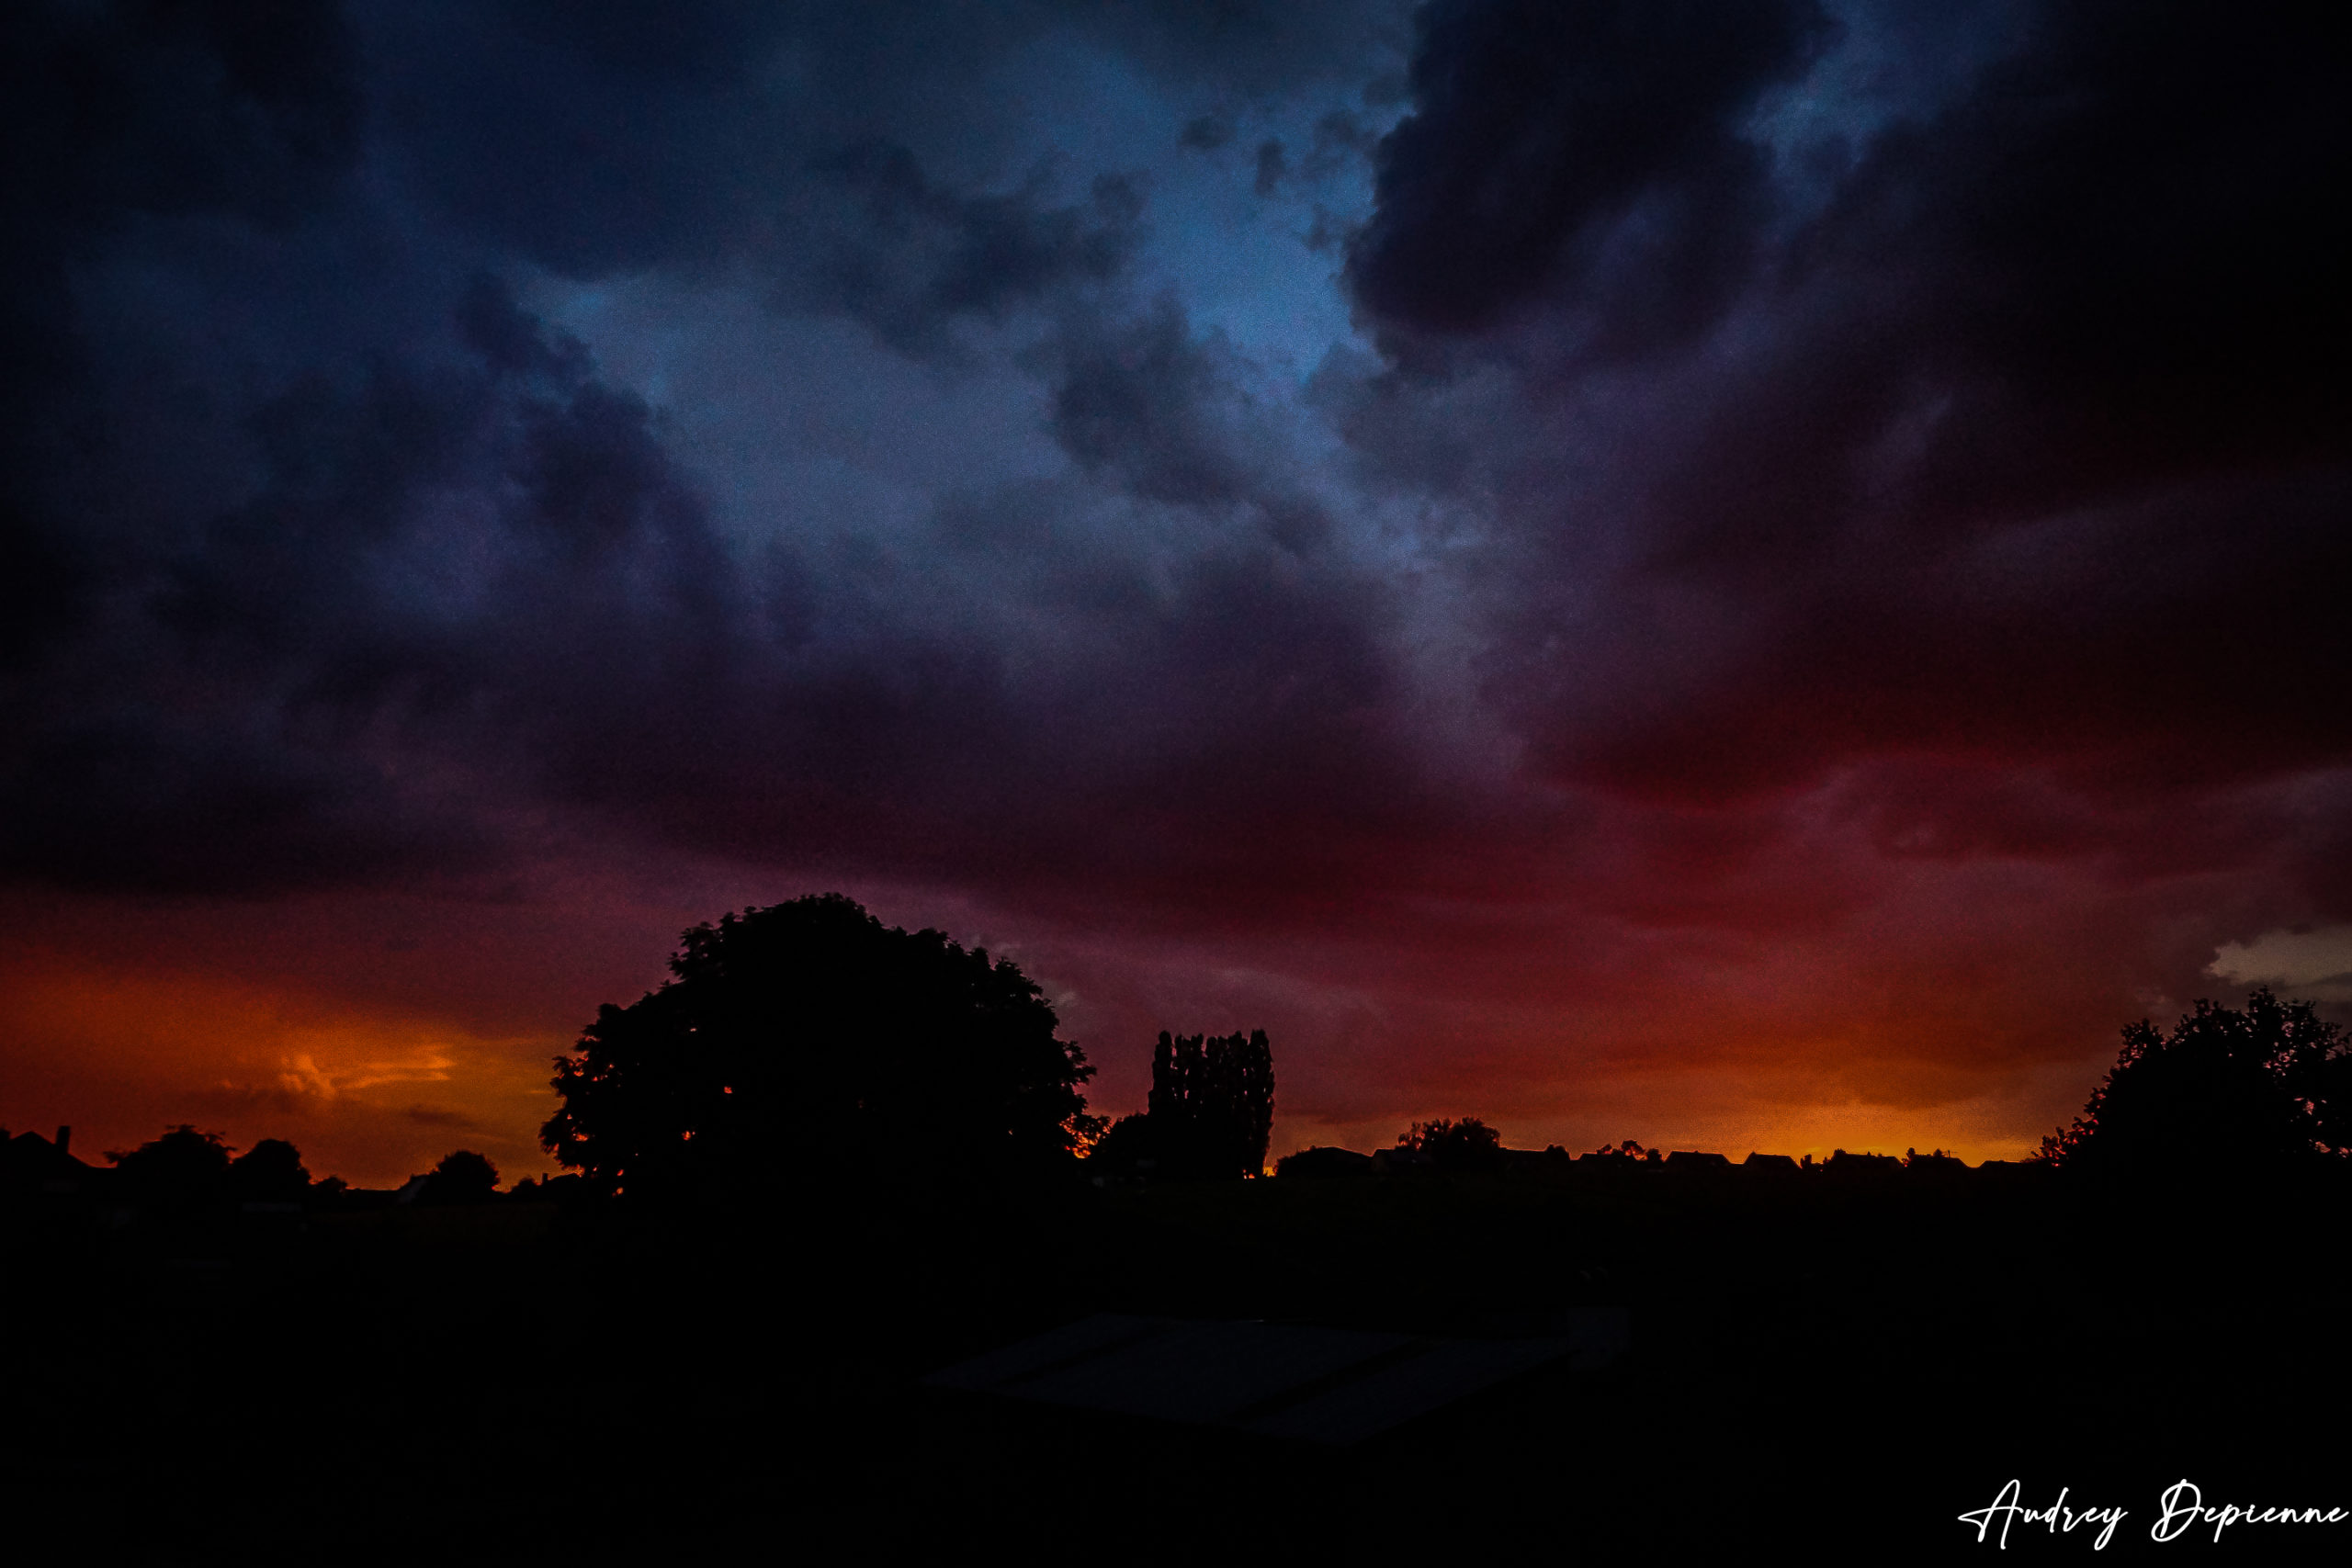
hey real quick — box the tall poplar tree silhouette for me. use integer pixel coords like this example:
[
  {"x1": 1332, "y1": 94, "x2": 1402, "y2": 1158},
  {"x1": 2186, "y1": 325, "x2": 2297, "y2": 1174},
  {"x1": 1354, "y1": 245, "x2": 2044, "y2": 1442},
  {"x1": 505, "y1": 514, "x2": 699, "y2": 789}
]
[{"x1": 1140, "y1": 1029, "x2": 1274, "y2": 1179}]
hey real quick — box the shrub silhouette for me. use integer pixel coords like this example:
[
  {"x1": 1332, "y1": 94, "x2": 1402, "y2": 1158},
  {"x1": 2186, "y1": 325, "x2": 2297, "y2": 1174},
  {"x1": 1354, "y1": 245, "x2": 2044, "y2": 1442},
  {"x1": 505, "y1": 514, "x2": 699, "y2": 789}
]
[
  {"x1": 542, "y1": 894, "x2": 1098, "y2": 1200},
  {"x1": 2041, "y1": 987, "x2": 2349, "y2": 1173}
]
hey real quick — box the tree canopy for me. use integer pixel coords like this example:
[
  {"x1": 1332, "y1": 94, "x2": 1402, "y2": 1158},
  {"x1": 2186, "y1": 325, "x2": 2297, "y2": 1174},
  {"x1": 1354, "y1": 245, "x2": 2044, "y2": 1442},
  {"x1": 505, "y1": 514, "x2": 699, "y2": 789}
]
[
  {"x1": 1398, "y1": 1117, "x2": 1504, "y2": 1172},
  {"x1": 541, "y1": 894, "x2": 1098, "y2": 1199},
  {"x1": 2041, "y1": 987, "x2": 2350, "y2": 1174},
  {"x1": 422, "y1": 1149, "x2": 500, "y2": 1204},
  {"x1": 229, "y1": 1138, "x2": 311, "y2": 1202},
  {"x1": 107, "y1": 1124, "x2": 233, "y2": 1201}
]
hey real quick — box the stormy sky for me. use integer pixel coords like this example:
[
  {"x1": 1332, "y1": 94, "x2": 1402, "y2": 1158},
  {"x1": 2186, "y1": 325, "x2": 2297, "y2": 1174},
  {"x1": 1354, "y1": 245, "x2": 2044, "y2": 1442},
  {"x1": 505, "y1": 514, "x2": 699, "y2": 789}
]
[{"x1": 4, "y1": 0, "x2": 2346, "y2": 1182}]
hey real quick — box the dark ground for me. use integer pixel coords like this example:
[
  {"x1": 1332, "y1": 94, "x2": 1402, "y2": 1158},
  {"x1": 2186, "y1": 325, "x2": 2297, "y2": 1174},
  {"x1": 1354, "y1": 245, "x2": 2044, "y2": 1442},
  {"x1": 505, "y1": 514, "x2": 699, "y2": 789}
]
[{"x1": 5, "y1": 1166, "x2": 2347, "y2": 1562}]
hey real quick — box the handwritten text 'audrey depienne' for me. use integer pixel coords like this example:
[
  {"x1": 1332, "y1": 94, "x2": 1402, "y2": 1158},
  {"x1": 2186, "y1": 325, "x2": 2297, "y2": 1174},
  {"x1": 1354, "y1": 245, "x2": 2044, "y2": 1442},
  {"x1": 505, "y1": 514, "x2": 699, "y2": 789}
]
[{"x1": 1958, "y1": 1478, "x2": 2347, "y2": 1549}]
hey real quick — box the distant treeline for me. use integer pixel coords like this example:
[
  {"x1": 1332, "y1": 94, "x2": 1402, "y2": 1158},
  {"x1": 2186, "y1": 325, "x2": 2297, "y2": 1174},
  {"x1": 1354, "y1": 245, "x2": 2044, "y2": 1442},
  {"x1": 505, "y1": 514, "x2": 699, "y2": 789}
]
[
  {"x1": 1271, "y1": 1134, "x2": 2036, "y2": 1183},
  {"x1": 0, "y1": 1122, "x2": 544, "y2": 1213},
  {"x1": 1269, "y1": 988, "x2": 2348, "y2": 1187}
]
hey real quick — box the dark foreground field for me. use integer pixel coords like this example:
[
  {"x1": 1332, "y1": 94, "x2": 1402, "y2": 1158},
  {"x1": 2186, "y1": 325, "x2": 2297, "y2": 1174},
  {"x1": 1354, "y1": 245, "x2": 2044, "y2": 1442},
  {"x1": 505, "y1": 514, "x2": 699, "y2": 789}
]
[{"x1": 6, "y1": 1167, "x2": 2347, "y2": 1562}]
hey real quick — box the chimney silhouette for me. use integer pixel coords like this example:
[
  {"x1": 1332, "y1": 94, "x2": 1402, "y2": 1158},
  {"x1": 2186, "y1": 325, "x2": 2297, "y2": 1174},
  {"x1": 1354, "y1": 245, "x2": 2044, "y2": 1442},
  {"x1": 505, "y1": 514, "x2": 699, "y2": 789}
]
[{"x1": 55, "y1": 1125, "x2": 71, "y2": 1156}]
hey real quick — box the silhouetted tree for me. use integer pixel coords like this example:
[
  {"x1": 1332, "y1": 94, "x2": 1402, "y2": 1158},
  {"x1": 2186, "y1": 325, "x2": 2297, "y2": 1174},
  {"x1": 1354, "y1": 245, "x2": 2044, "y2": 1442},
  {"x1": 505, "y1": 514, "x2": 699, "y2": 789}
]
[
  {"x1": 542, "y1": 894, "x2": 1100, "y2": 1200},
  {"x1": 107, "y1": 1125, "x2": 233, "y2": 1202},
  {"x1": 1086, "y1": 1112, "x2": 1159, "y2": 1176},
  {"x1": 228, "y1": 1138, "x2": 311, "y2": 1202},
  {"x1": 2041, "y1": 988, "x2": 2349, "y2": 1175},
  {"x1": 1134, "y1": 1029, "x2": 1274, "y2": 1179},
  {"x1": 1398, "y1": 1117, "x2": 1504, "y2": 1172},
  {"x1": 422, "y1": 1149, "x2": 500, "y2": 1204}
]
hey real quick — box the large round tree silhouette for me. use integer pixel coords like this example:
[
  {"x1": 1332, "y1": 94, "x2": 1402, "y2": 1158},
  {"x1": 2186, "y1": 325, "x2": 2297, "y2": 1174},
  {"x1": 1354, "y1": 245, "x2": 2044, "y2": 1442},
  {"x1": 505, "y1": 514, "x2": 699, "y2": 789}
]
[
  {"x1": 2041, "y1": 987, "x2": 2348, "y2": 1174},
  {"x1": 543, "y1": 894, "x2": 1098, "y2": 1200}
]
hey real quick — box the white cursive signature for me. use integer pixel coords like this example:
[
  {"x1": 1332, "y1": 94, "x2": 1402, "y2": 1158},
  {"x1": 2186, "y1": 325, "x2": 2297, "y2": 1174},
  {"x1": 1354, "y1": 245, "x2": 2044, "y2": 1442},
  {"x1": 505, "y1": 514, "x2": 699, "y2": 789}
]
[
  {"x1": 1959, "y1": 1479, "x2": 2350, "y2": 1548},
  {"x1": 1959, "y1": 1479, "x2": 2127, "y2": 1550},
  {"x1": 2149, "y1": 1480, "x2": 2348, "y2": 1543}
]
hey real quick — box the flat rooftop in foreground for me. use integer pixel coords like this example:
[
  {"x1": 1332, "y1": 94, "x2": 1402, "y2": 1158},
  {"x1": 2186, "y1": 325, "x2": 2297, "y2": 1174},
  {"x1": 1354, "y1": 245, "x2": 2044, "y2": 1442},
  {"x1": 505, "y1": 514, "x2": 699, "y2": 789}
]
[{"x1": 925, "y1": 1309, "x2": 1629, "y2": 1445}]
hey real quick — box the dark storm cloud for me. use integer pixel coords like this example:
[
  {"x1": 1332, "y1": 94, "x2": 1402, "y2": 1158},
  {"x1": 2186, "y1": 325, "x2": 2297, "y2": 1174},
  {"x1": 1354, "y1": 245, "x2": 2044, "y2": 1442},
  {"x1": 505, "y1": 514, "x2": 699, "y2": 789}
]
[
  {"x1": 5, "y1": 252, "x2": 1407, "y2": 911},
  {"x1": 0, "y1": 0, "x2": 1428, "y2": 905},
  {"x1": 1804, "y1": 0, "x2": 2351, "y2": 477},
  {"x1": 1075, "y1": 0, "x2": 1412, "y2": 97},
  {"x1": 0, "y1": 713, "x2": 486, "y2": 896},
  {"x1": 1525, "y1": 468, "x2": 2352, "y2": 803},
  {"x1": 6, "y1": 0, "x2": 362, "y2": 229},
  {"x1": 365, "y1": 0, "x2": 1403, "y2": 288},
  {"x1": 792, "y1": 147, "x2": 1144, "y2": 355},
  {"x1": 1046, "y1": 299, "x2": 1255, "y2": 510},
  {"x1": 0, "y1": 0, "x2": 364, "y2": 668},
  {"x1": 147, "y1": 274, "x2": 729, "y2": 693},
  {"x1": 1041, "y1": 296, "x2": 1340, "y2": 556},
  {"x1": 13, "y1": 0, "x2": 2346, "y2": 1027},
  {"x1": 550, "y1": 291, "x2": 1417, "y2": 901},
  {"x1": 0, "y1": 273, "x2": 735, "y2": 894},
  {"x1": 1253, "y1": 140, "x2": 1290, "y2": 197},
  {"x1": 1341, "y1": 0, "x2": 2352, "y2": 885},
  {"x1": 367, "y1": 1, "x2": 1153, "y2": 355},
  {"x1": 1306, "y1": 109, "x2": 1378, "y2": 175},
  {"x1": 1348, "y1": 0, "x2": 1836, "y2": 346},
  {"x1": 1180, "y1": 113, "x2": 1236, "y2": 152}
]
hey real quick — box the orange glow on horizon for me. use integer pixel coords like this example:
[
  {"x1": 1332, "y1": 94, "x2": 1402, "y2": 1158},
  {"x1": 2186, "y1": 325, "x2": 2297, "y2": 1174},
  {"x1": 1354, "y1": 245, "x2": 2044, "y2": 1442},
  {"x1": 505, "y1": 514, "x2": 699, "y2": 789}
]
[
  {"x1": 0, "y1": 874, "x2": 2122, "y2": 1186},
  {"x1": 0, "y1": 949, "x2": 563, "y2": 1188}
]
